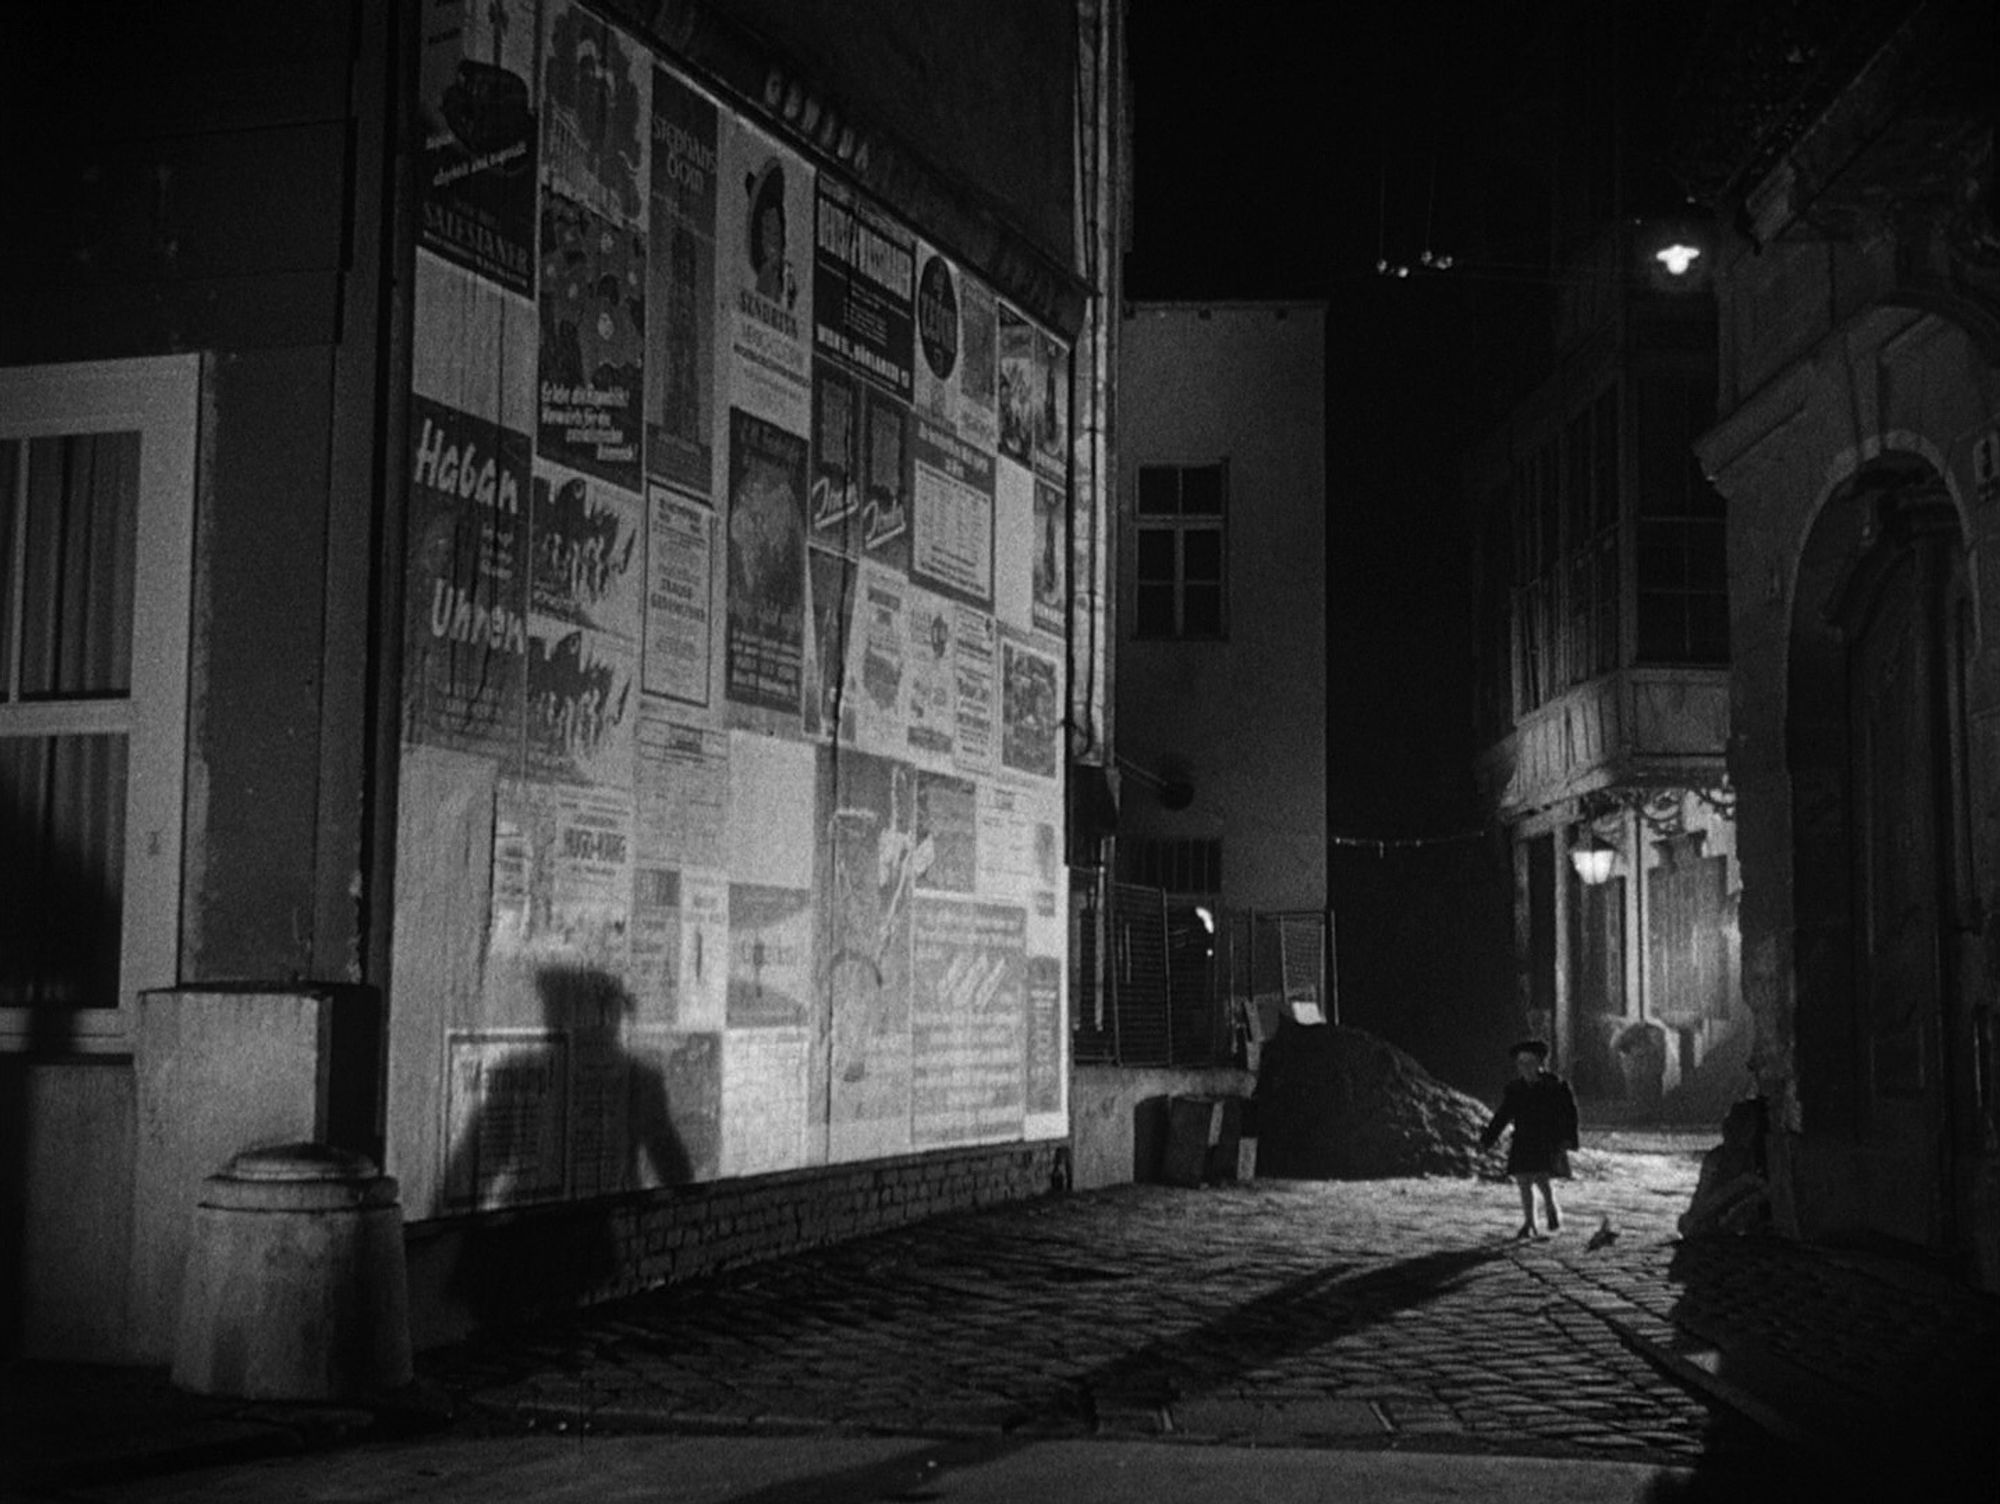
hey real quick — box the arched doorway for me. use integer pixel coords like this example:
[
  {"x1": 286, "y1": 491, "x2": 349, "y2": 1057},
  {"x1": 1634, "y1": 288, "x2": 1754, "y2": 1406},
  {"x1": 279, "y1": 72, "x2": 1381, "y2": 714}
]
[{"x1": 1788, "y1": 457, "x2": 1978, "y2": 1254}]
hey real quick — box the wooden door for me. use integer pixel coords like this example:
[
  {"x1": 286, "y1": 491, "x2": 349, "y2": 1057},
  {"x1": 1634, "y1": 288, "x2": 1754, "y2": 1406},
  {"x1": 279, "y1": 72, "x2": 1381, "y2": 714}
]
[{"x1": 1846, "y1": 541, "x2": 1951, "y2": 1245}]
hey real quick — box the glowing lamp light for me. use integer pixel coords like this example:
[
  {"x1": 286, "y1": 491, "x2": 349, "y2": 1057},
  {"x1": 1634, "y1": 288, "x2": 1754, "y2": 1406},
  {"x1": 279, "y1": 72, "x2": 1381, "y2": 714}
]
[
  {"x1": 1193, "y1": 905, "x2": 1216, "y2": 935},
  {"x1": 1570, "y1": 833, "x2": 1618, "y2": 886},
  {"x1": 1654, "y1": 242, "x2": 1702, "y2": 277}
]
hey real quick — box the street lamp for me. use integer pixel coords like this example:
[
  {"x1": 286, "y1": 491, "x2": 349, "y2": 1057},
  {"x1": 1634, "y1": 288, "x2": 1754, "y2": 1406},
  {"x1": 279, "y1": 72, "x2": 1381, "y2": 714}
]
[
  {"x1": 1654, "y1": 242, "x2": 1702, "y2": 277},
  {"x1": 1570, "y1": 830, "x2": 1618, "y2": 886}
]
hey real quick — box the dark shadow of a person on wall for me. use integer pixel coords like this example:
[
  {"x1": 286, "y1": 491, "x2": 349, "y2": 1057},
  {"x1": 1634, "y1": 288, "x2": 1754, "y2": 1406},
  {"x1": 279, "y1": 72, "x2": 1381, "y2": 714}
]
[{"x1": 443, "y1": 964, "x2": 698, "y2": 1330}]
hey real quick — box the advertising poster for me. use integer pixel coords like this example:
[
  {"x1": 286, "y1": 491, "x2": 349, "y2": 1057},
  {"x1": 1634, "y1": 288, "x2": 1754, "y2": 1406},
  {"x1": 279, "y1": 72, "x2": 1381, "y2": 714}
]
[
  {"x1": 818, "y1": 749, "x2": 917, "y2": 1147},
  {"x1": 914, "y1": 771, "x2": 977, "y2": 894},
  {"x1": 1032, "y1": 477, "x2": 1066, "y2": 636},
  {"x1": 488, "y1": 780, "x2": 539, "y2": 957},
  {"x1": 904, "y1": 587, "x2": 955, "y2": 765},
  {"x1": 541, "y1": 0, "x2": 649, "y2": 227},
  {"x1": 812, "y1": 177, "x2": 916, "y2": 400},
  {"x1": 568, "y1": 1040, "x2": 634, "y2": 1200},
  {"x1": 726, "y1": 883, "x2": 813, "y2": 1027},
  {"x1": 910, "y1": 415, "x2": 995, "y2": 607},
  {"x1": 862, "y1": 387, "x2": 913, "y2": 574},
  {"x1": 571, "y1": 1021, "x2": 717, "y2": 1195},
  {"x1": 646, "y1": 67, "x2": 718, "y2": 496},
  {"x1": 724, "y1": 409, "x2": 807, "y2": 716},
  {"x1": 911, "y1": 898, "x2": 1026, "y2": 1147},
  {"x1": 726, "y1": 730, "x2": 815, "y2": 884},
  {"x1": 441, "y1": 1030, "x2": 568, "y2": 1211},
  {"x1": 720, "y1": 117, "x2": 813, "y2": 431},
  {"x1": 1000, "y1": 633, "x2": 1061, "y2": 781},
  {"x1": 412, "y1": 250, "x2": 537, "y2": 431},
  {"x1": 802, "y1": 546, "x2": 857, "y2": 743},
  {"x1": 957, "y1": 271, "x2": 999, "y2": 454},
  {"x1": 912, "y1": 243, "x2": 961, "y2": 437},
  {"x1": 526, "y1": 625, "x2": 637, "y2": 788},
  {"x1": 548, "y1": 786, "x2": 635, "y2": 967},
  {"x1": 418, "y1": 0, "x2": 538, "y2": 297},
  {"x1": 992, "y1": 460, "x2": 1035, "y2": 633},
  {"x1": 849, "y1": 561, "x2": 907, "y2": 759},
  {"x1": 1033, "y1": 329, "x2": 1070, "y2": 480},
  {"x1": 638, "y1": 1027, "x2": 722, "y2": 1183},
  {"x1": 809, "y1": 362, "x2": 861, "y2": 555},
  {"x1": 627, "y1": 862, "x2": 679, "y2": 1023},
  {"x1": 643, "y1": 485, "x2": 713, "y2": 704},
  {"x1": 533, "y1": 461, "x2": 644, "y2": 642},
  {"x1": 537, "y1": 191, "x2": 646, "y2": 490},
  {"x1": 913, "y1": 246, "x2": 998, "y2": 452},
  {"x1": 678, "y1": 869, "x2": 729, "y2": 1031},
  {"x1": 951, "y1": 605, "x2": 997, "y2": 776},
  {"x1": 975, "y1": 782, "x2": 1063, "y2": 910},
  {"x1": 997, "y1": 303, "x2": 1038, "y2": 468},
  {"x1": 404, "y1": 394, "x2": 530, "y2": 764},
  {"x1": 1024, "y1": 955, "x2": 1064, "y2": 1115},
  {"x1": 720, "y1": 1028, "x2": 809, "y2": 1176},
  {"x1": 635, "y1": 705, "x2": 726, "y2": 871}
]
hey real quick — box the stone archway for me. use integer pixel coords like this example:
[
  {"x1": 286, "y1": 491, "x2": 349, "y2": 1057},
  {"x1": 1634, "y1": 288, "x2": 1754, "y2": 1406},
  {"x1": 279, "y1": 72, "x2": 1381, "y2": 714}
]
[{"x1": 1787, "y1": 455, "x2": 1975, "y2": 1251}]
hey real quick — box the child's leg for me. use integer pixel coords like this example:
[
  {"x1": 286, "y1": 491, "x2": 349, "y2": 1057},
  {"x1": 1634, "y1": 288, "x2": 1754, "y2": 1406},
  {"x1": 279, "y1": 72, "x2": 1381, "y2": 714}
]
[
  {"x1": 1515, "y1": 1175, "x2": 1537, "y2": 1234},
  {"x1": 1538, "y1": 1177, "x2": 1561, "y2": 1231}
]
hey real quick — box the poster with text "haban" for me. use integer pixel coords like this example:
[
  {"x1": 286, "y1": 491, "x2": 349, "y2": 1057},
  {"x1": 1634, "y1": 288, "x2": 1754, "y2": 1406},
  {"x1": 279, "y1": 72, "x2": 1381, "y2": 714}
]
[{"x1": 405, "y1": 394, "x2": 530, "y2": 767}]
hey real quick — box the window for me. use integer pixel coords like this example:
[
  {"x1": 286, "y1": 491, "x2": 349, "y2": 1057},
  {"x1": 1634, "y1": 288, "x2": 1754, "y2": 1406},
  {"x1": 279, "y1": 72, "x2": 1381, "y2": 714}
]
[
  {"x1": 1118, "y1": 834, "x2": 1222, "y2": 895},
  {"x1": 1509, "y1": 384, "x2": 1622, "y2": 715},
  {"x1": 1133, "y1": 461, "x2": 1226, "y2": 639},
  {"x1": 1635, "y1": 374, "x2": 1727, "y2": 665},
  {"x1": 1, "y1": 357, "x2": 198, "y2": 1047}
]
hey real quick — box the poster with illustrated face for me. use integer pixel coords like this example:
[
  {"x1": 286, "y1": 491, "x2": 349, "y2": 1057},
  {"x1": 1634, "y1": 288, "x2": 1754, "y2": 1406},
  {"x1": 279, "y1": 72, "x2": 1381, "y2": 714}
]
[
  {"x1": 720, "y1": 117, "x2": 813, "y2": 431},
  {"x1": 419, "y1": 0, "x2": 538, "y2": 297}
]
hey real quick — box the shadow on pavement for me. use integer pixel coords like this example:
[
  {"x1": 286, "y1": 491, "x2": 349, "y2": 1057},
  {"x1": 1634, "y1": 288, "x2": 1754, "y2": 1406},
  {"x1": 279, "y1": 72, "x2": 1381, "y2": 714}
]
[
  {"x1": 1070, "y1": 1244, "x2": 1512, "y2": 1424},
  {"x1": 1640, "y1": 1234, "x2": 2000, "y2": 1503}
]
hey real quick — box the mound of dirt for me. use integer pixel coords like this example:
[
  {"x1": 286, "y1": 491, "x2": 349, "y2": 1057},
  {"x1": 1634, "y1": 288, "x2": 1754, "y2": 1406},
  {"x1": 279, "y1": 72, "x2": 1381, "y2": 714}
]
[{"x1": 1253, "y1": 1022, "x2": 1508, "y2": 1180}]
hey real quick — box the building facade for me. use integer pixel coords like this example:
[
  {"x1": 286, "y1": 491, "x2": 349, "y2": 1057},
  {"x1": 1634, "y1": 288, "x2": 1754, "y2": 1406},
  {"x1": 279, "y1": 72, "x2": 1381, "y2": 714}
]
[
  {"x1": 0, "y1": 0, "x2": 1124, "y2": 1359},
  {"x1": 1469, "y1": 223, "x2": 1744, "y2": 1114},
  {"x1": 1108, "y1": 302, "x2": 1328, "y2": 1052},
  {"x1": 1671, "y1": 0, "x2": 2000, "y2": 1284}
]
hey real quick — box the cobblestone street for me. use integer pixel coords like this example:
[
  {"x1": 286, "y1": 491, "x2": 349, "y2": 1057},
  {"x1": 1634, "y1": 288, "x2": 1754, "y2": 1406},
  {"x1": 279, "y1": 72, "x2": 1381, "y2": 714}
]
[{"x1": 13, "y1": 1135, "x2": 2000, "y2": 1501}]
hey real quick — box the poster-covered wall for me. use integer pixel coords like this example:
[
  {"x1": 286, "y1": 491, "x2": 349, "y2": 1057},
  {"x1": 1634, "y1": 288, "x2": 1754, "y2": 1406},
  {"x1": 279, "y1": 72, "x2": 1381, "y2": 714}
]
[{"x1": 392, "y1": 0, "x2": 1071, "y2": 1217}]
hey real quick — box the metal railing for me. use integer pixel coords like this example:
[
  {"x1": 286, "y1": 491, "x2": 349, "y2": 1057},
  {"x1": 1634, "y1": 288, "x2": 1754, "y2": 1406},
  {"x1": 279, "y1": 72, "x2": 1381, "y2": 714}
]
[{"x1": 1073, "y1": 879, "x2": 1333, "y2": 1068}]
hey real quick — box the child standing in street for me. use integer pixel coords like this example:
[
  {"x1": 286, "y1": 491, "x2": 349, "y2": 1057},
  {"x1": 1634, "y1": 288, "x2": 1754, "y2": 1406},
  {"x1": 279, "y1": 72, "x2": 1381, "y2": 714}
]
[{"x1": 1479, "y1": 1038, "x2": 1580, "y2": 1240}]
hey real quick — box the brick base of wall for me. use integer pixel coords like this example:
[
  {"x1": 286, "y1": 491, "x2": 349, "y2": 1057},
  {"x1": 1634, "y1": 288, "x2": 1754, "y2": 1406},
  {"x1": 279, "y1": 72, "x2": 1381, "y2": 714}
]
[{"x1": 404, "y1": 1139, "x2": 1070, "y2": 1349}]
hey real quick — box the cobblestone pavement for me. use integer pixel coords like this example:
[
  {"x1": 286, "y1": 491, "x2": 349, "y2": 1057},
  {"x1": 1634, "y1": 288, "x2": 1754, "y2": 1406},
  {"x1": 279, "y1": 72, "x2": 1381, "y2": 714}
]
[
  {"x1": 425, "y1": 1146, "x2": 1726, "y2": 1460},
  {"x1": 11, "y1": 1137, "x2": 2000, "y2": 1500}
]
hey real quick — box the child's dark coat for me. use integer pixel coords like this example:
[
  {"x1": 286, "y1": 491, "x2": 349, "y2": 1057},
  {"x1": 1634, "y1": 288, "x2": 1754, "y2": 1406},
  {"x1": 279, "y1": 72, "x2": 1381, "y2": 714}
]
[{"x1": 1480, "y1": 1070, "x2": 1580, "y2": 1177}]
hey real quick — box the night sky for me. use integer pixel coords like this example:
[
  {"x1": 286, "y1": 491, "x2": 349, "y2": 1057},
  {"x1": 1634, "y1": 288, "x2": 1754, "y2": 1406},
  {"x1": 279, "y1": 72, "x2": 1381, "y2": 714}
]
[
  {"x1": 1124, "y1": 2, "x2": 1694, "y2": 838},
  {"x1": 1125, "y1": 2, "x2": 1531, "y2": 838}
]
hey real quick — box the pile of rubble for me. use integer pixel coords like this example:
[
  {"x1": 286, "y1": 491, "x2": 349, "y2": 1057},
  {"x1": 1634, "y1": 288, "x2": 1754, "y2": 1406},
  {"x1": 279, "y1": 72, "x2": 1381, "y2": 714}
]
[{"x1": 1253, "y1": 1022, "x2": 1509, "y2": 1179}]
